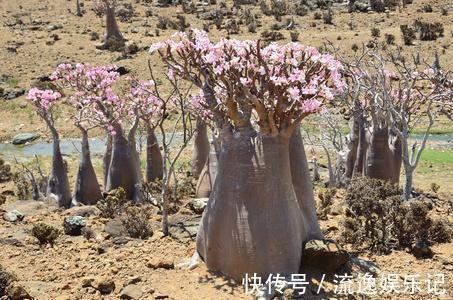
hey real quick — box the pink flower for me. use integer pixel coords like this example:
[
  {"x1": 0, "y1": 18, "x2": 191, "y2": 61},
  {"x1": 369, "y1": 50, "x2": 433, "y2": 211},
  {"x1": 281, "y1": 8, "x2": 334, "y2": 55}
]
[
  {"x1": 302, "y1": 99, "x2": 322, "y2": 113},
  {"x1": 287, "y1": 87, "x2": 300, "y2": 101}
]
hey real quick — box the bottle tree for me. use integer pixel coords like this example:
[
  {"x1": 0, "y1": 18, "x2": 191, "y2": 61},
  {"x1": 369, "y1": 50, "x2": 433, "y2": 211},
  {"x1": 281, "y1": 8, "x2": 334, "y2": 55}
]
[
  {"x1": 151, "y1": 31, "x2": 345, "y2": 280},
  {"x1": 26, "y1": 88, "x2": 71, "y2": 207}
]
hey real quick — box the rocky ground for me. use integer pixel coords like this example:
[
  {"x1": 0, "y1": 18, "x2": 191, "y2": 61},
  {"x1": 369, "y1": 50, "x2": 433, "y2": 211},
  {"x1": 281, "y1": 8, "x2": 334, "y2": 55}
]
[{"x1": 0, "y1": 187, "x2": 452, "y2": 299}]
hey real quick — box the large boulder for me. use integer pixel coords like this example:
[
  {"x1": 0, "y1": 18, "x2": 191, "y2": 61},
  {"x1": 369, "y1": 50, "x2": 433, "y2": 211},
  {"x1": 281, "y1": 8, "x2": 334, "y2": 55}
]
[
  {"x1": 63, "y1": 216, "x2": 86, "y2": 236},
  {"x1": 11, "y1": 133, "x2": 40, "y2": 145},
  {"x1": 302, "y1": 239, "x2": 349, "y2": 271}
]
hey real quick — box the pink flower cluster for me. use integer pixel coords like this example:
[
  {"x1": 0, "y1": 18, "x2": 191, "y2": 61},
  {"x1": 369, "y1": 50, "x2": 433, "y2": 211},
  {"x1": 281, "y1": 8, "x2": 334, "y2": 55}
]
[
  {"x1": 51, "y1": 63, "x2": 124, "y2": 132},
  {"x1": 127, "y1": 79, "x2": 162, "y2": 124},
  {"x1": 27, "y1": 88, "x2": 62, "y2": 111},
  {"x1": 150, "y1": 30, "x2": 346, "y2": 122}
]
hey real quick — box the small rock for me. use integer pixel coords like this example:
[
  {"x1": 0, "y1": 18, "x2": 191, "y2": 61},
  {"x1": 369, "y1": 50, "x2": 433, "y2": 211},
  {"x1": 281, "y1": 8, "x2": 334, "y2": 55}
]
[
  {"x1": 147, "y1": 258, "x2": 174, "y2": 269},
  {"x1": 81, "y1": 277, "x2": 95, "y2": 288},
  {"x1": 412, "y1": 241, "x2": 433, "y2": 259},
  {"x1": 11, "y1": 133, "x2": 39, "y2": 145},
  {"x1": 350, "y1": 257, "x2": 380, "y2": 276},
  {"x1": 66, "y1": 205, "x2": 99, "y2": 217},
  {"x1": 104, "y1": 217, "x2": 126, "y2": 238},
  {"x1": 154, "y1": 293, "x2": 169, "y2": 299},
  {"x1": 124, "y1": 41, "x2": 139, "y2": 55},
  {"x1": 94, "y1": 277, "x2": 115, "y2": 295},
  {"x1": 63, "y1": 216, "x2": 86, "y2": 236},
  {"x1": 302, "y1": 239, "x2": 349, "y2": 271},
  {"x1": 120, "y1": 284, "x2": 142, "y2": 299},
  {"x1": 123, "y1": 276, "x2": 141, "y2": 287},
  {"x1": 47, "y1": 24, "x2": 63, "y2": 31},
  {"x1": 97, "y1": 244, "x2": 109, "y2": 255},
  {"x1": 7, "y1": 283, "x2": 32, "y2": 300},
  {"x1": 188, "y1": 198, "x2": 209, "y2": 214},
  {"x1": 131, "y1": 27, "x2": 139, "y2": 33},
  {"x1": 3, "y1": 210, "x2": 24, "y2": 222}
]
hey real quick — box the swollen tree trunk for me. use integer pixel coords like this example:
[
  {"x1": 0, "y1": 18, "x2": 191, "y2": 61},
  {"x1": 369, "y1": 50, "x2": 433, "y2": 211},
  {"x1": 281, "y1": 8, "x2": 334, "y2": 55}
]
[
  {"x1": 146, "y1": 125, "x2": 163, "y2": 182},
  {"x1": 289, "y1": 129, "x2": 323, "y2": 240},
  {"x1": 73, "y1": 129, "x2": 102, "y2": 205},
  {"x1": 197, "y1": 127, "x2": 304, "y2": 281},
  {"x1": 195, "y1": 141, "x2": 219, "y2": 198},
  {"x1": 103, "y1": 134, "x2": 112, "y2": 189},
  {"x1": 47, "y1": 127, "x2": 71, "y2": 208},
  {"x1": 365, "y1": 127, "x2": 396, "y2": 183},
  {"x1": 106, "y1": 125, "x2": 141, "y2": 201},
  {"x1": 191, "y1": 118, "x2": 210, "y2": 178},
  {"x1": 104, "y1": 3, "x2": 124, "y2": 45}
]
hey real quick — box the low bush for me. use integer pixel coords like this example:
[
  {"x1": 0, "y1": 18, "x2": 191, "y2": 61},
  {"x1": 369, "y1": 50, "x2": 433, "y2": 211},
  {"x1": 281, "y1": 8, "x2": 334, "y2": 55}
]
[
  {"x1": 400, "y1": 25, "x2": 416, "y2": 45},
  {"x1": 0, "y1": 265, "x2": 16, "y2": 296},
  {"x1": 121, "y1": 205, "x2": 153, "y2": 239},
  {"x1": 97, "y1": 187, "x2": 127, "y2": 218},
  {"x1": 342, "y1": 177, "x2": 451, "y2": 254},
  {"x1": 31, "y1": 223, "x2": 61, "y2": 246}
]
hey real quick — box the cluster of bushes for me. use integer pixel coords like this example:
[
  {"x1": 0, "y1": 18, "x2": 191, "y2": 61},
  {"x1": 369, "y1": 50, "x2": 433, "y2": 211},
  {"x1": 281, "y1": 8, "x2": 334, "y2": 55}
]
[
  {"x1": 342, "y1": 177, "x2": 451, "y2": 254},
  {"x1": 401, "y1": 20, "x2": 444, "y2": 45}
]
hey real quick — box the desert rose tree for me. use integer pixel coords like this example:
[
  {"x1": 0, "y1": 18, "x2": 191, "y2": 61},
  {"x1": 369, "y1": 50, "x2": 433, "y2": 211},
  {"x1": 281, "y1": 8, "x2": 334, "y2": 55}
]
[
  {"x1": 93, "y1": 0, "x2": 124, "y2": 49},
  {"x1": 362, "y1": 51, "x2": 452, "y2": 199},
  {"x1": 27, "y1": 88, "x2": 71, "y2": 207},
  {"x1": 151, "y1": 31, "x2": 345, "y2": 280},
  {"x1": 52, "y1": 63, "x2": 142, "y2": 201}
]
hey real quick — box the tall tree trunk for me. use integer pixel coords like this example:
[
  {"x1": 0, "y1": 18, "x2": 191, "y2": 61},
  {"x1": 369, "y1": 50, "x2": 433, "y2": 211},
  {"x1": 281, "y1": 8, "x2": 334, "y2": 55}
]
[
  {"x1": 106, "y1": 125, "x2": 141, "y2": 201},
  {"x1": 105, "y1": 4, "x2": 124, "y2": 44},
  {"x1": 73, "y1": 129, "x2": 102, "y2": 205},
  {"x1": 353, "y1": 116, "x2": 368, "y2": 177},
  {"x1": 103, "y1": 134, "x2": 112, "y2": 189},
  {"x1": 389, "y1": 132, "x2": 402, "y2": 184},
  {"x1": 195, "y1": 141, "x2": 219, "y2": 198},
  {"x1": 365, "y1": 127, "x2": 396, "y2": 182},
  {"x1": 76, "y1": 0, "x2": 82, "y2": 16},
  {"x1": 403, "y1": 165, "x2": 413, "y2": 200},
  {"x1": 345, "y1": 117, "x2": 360, "y2": 179},
  {"x1": 47, "y1": 127, "x2": 71, "y2": 208},
  {"x1": 289, "y1": 129, "x2": 323, "y2": 240},
  {"x1": 197, "y1": 127, "x2": 304, "y2": 281},
  {"x1": 146, "y1": 125, "x2": 163, "y2": 182},
  {"x1": 191, "y1": 118, "x2": 210, "y2": 178}
]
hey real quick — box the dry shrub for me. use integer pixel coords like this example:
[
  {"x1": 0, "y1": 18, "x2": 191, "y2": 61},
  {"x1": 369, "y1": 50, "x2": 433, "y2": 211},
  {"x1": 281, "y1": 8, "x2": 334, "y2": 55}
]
[
  {"x1": 121, "y1": 205, "x2": 153, "y2": 239},
  {"x1": 97, "y1": 187, "x2": 127, "y2": 218},
  {"x1": 0, "y1": 265, "x2": 16, "y2": 296},
  {"x1": 342, "y1": 177, "x2": 451, "y2": 254},
  {"x1": 31, "y1": 223, "x2": 61, "y2": 246},
  {"x1": 0, "y1": 158, "x2": 12, "y2": 183},
  {"x1": 400, "y1": 25, "x2": 416, "y2": 45}
]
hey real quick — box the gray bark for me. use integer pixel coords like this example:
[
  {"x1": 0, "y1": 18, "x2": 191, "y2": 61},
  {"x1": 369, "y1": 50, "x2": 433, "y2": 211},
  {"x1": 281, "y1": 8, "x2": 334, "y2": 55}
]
[
  {"x1": 47, "y1": 125, "x2": 71, "y2": 208},
  {"x1": 146, "y1": 125, "x2": 163, "y2": 182},
  {"x1": 197, "y1": 127, "x2": 304, "y2": 281},
  {"x1": 73, "y1": 129, "x2": 102, "y2": 205}
]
